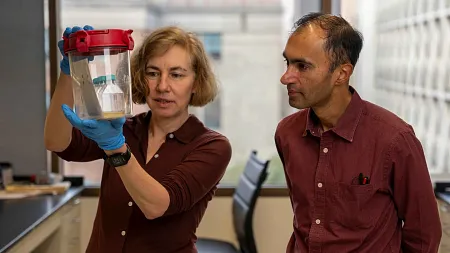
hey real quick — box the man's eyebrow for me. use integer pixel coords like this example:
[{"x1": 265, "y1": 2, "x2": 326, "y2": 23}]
[
  {"x1": 282, "y1": 52, "x2": 314, "y2": 66},
  {"x1": 146, "y1": 65, "x2": 188, "y2": 72}
]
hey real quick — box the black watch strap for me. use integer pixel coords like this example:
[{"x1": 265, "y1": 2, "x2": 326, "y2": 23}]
[{"x1": 103, "y1": 144, "x2": 132, "y2": 167}]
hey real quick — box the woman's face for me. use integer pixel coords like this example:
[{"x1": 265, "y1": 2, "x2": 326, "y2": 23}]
[{"x1": 145, "y1": 45, "x2": 195, "y2": 119}]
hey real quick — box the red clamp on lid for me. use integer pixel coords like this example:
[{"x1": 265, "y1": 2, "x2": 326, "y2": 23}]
[{"x1": 63, "y1": 29, "x2": 134, "y2": 54}]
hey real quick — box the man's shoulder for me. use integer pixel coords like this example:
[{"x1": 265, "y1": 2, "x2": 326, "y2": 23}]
[
  {"x1": 276, "y1": 109, "x2": 308, "y2": 136},
  {"x1": 362, "y1": 100, "x2": 414, "y2": 136}
]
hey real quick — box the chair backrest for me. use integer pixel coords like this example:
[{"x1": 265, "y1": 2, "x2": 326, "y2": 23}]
[{"x1": 232, "y1": 150, "x2": 269, "y2": 253}]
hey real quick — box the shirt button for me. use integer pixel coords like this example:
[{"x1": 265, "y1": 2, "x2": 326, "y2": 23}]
[
  {"x1": 323, "y1": 148, "x2": 328, "y2": 153},
  {"x1": 318, "y1": 183, "x2": 323, "y2": 188},
  {"x1": 154, "y1": 154, "x2": 159, "y2": 158},
  {"x1": 315, "y1": 219, "x2": 321, "y2": 224},
  {"x1": 128, "y1": 201, "x2": 133, "y2": 207},
  {"x1": 169, "y1": 133, "x2": 174, "y2": 139},
  {"x1": 121, "y1": 231, "x2": 126, "y2": 236}
]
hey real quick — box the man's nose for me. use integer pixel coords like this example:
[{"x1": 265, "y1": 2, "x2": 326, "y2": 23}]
[{"x1": 280, "y1": 67, "x2": 296, "y2": 86}]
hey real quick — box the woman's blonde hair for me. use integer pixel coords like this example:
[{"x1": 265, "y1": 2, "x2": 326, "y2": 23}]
[{"x1": 130, "y1": 26, "x2": 218, "y2": 107}]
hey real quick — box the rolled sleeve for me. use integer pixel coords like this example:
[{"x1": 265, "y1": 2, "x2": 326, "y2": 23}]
[
  {"x1": 390, "y1": 130, "x2": 442, "y2": 252},
  {"x1": 161, "y1": 135, "x2": 232, "y2": 216},
  {"x1": 54, "y1": 128, "x2": 104, "y2": 162}
]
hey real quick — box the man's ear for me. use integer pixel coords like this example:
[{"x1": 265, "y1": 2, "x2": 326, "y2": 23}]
[{"x1": 334, "y1": 63, "x2": 354, "y2": 86}]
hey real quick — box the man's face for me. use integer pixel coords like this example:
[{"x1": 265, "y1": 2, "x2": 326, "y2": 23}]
[{"x1": 280, "y1": 25, "x2": 337, "y2": 110}]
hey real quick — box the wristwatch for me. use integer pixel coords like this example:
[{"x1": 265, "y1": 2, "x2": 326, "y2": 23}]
[{"x1": 103, "y1": 144, "x2": 132, "y2": 167}]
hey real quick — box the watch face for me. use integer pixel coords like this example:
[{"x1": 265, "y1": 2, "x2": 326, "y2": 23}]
[
  {"x1": 112, "y1": 156, "x2": 125, "y2": 164},
  {"x1": 105, "y1": 145, "x2": 131, "y2": 167}
]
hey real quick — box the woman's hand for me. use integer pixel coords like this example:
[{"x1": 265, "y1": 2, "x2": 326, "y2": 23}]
[
  {"x1": 61, "y1": 104, "x2": 125, "y2": 151},
  {"x1": 57, "y1": 25, "x2": 94, "y2": 75}
]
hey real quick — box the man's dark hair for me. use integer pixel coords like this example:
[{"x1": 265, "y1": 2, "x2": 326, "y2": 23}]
[{"x1": 293, "y1": 12, "x2": 363, "y2": 72}]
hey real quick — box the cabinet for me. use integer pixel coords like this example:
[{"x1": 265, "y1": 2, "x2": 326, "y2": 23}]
[
  {"x1": 438, "y1": 199, "x2": 450, "y2": 253},
  {"x1": 6, "y1": 197, "x2": 82, "y2": 253},
  {"x1": 58, "y1": 197, "x2": 82, "y2": 253}
]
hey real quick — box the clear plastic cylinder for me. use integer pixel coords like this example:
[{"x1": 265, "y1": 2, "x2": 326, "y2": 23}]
[{"x1": 68, "y1": 48, "x2": 133, "y2": 120}]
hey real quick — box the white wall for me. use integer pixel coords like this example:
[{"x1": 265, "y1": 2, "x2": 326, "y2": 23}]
[
  {"x1": 0, "y1": 0, "x2": 48, "y2": 176},
  {"x1": 60, "y1": 7, "x2": 148, "y2": 30},
  {"x1": 353, "y1": 0, "x2": 377, "y2": 103},
  {"x1": 162, "y1": 13, "x2": 242, "y2": 32}
]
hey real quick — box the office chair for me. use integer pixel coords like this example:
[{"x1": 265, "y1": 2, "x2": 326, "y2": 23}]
[{"x1": 196, "y1": 150, "x2": 270, "y2": 253}]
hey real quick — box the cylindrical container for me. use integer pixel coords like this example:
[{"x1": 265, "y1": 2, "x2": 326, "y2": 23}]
[
  {"x1": 63, "y1": 29, "x2": 134, "y2": 119},
  {"x1": 0, "y1": 162, "x2": 13, "y2": 189}
]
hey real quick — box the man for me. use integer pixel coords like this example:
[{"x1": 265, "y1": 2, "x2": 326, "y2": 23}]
[{"x1": 275, "y1": 12, "x2": 442, "y2": 253}]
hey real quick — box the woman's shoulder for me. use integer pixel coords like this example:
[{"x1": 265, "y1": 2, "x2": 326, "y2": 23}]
[
  {"x1": 199, "y1": 127, "x2": 229, "y2": 143},
  {"x1": 124, "y1": 111, "x2": 150, "y2": 126},
  {"x1": 190, "y1": 121, "x2": 231, "y2": 154},
  {"x1": 187, "y1": 121, "x2": 232, "y2": 165},
  {"x1": 185, "y1": 115, "x2": 229, "y2": 143}
]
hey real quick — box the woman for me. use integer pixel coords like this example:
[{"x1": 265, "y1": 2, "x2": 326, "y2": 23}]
[{"x1": 44, "y1": 25, "x2": 232, "y2": 253}]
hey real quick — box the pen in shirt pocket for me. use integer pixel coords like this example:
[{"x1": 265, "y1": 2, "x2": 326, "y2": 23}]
[{"x1": 358, "y1": 173, "x2": 370, "y2": 185}]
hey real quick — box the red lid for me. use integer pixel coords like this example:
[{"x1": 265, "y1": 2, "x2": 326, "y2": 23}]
[{"x1": 63, "y1": 29, "x2": 134, "y2": 54}]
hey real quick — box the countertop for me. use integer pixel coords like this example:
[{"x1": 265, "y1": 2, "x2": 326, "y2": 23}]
[
  {"x1": 437, "y1": 192, "x2": 450, "y2": 205},
  {"x1": 0, "y1": 186, "x2": 84, "y2": 253}
]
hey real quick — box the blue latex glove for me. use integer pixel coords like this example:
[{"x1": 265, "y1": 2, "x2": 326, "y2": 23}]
[
  {"x1": 57, "y1": 25, "x2": 94, "y2": 75},
  {"x1": 62, "y1": 104, "x2": 126, "y2": 151}
]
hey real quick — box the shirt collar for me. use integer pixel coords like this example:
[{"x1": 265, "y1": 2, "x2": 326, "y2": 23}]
[
  {"x1": 132, "y1": 110, "x2": 206, "y2": 144},
  {"x1": 303, "y1": 86, "x2": 364, "y2": 142},
  {"x1": 303, "y1": 109, "x2": 320, "y2": 138}
]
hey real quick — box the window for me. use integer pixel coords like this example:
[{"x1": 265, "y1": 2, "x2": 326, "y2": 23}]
[
  {"x1": 59, "y1": 0, "x2": 291, "y2": 187},
  {"x1": 199, "y1": 33, "x2": 222, "y2": 60},
  {"x1": 204, "y1": 94, "x2": 221, "y2": 129},
  {"x1": 189, "y1": 94, "x2": 221, "y2": 130}
]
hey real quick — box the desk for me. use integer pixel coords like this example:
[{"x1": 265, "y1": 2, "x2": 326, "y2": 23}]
[{"x1": 0, "y1": 187, "x2": 83, "y2": 253}]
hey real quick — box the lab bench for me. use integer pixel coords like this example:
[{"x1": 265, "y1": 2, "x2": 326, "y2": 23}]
[
  {"x1": 437, "y1": 193, "x2": 450, "y2": 253},
  {"x1": 0, "y1": 187, "x2": 84, "y2": 253}
]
